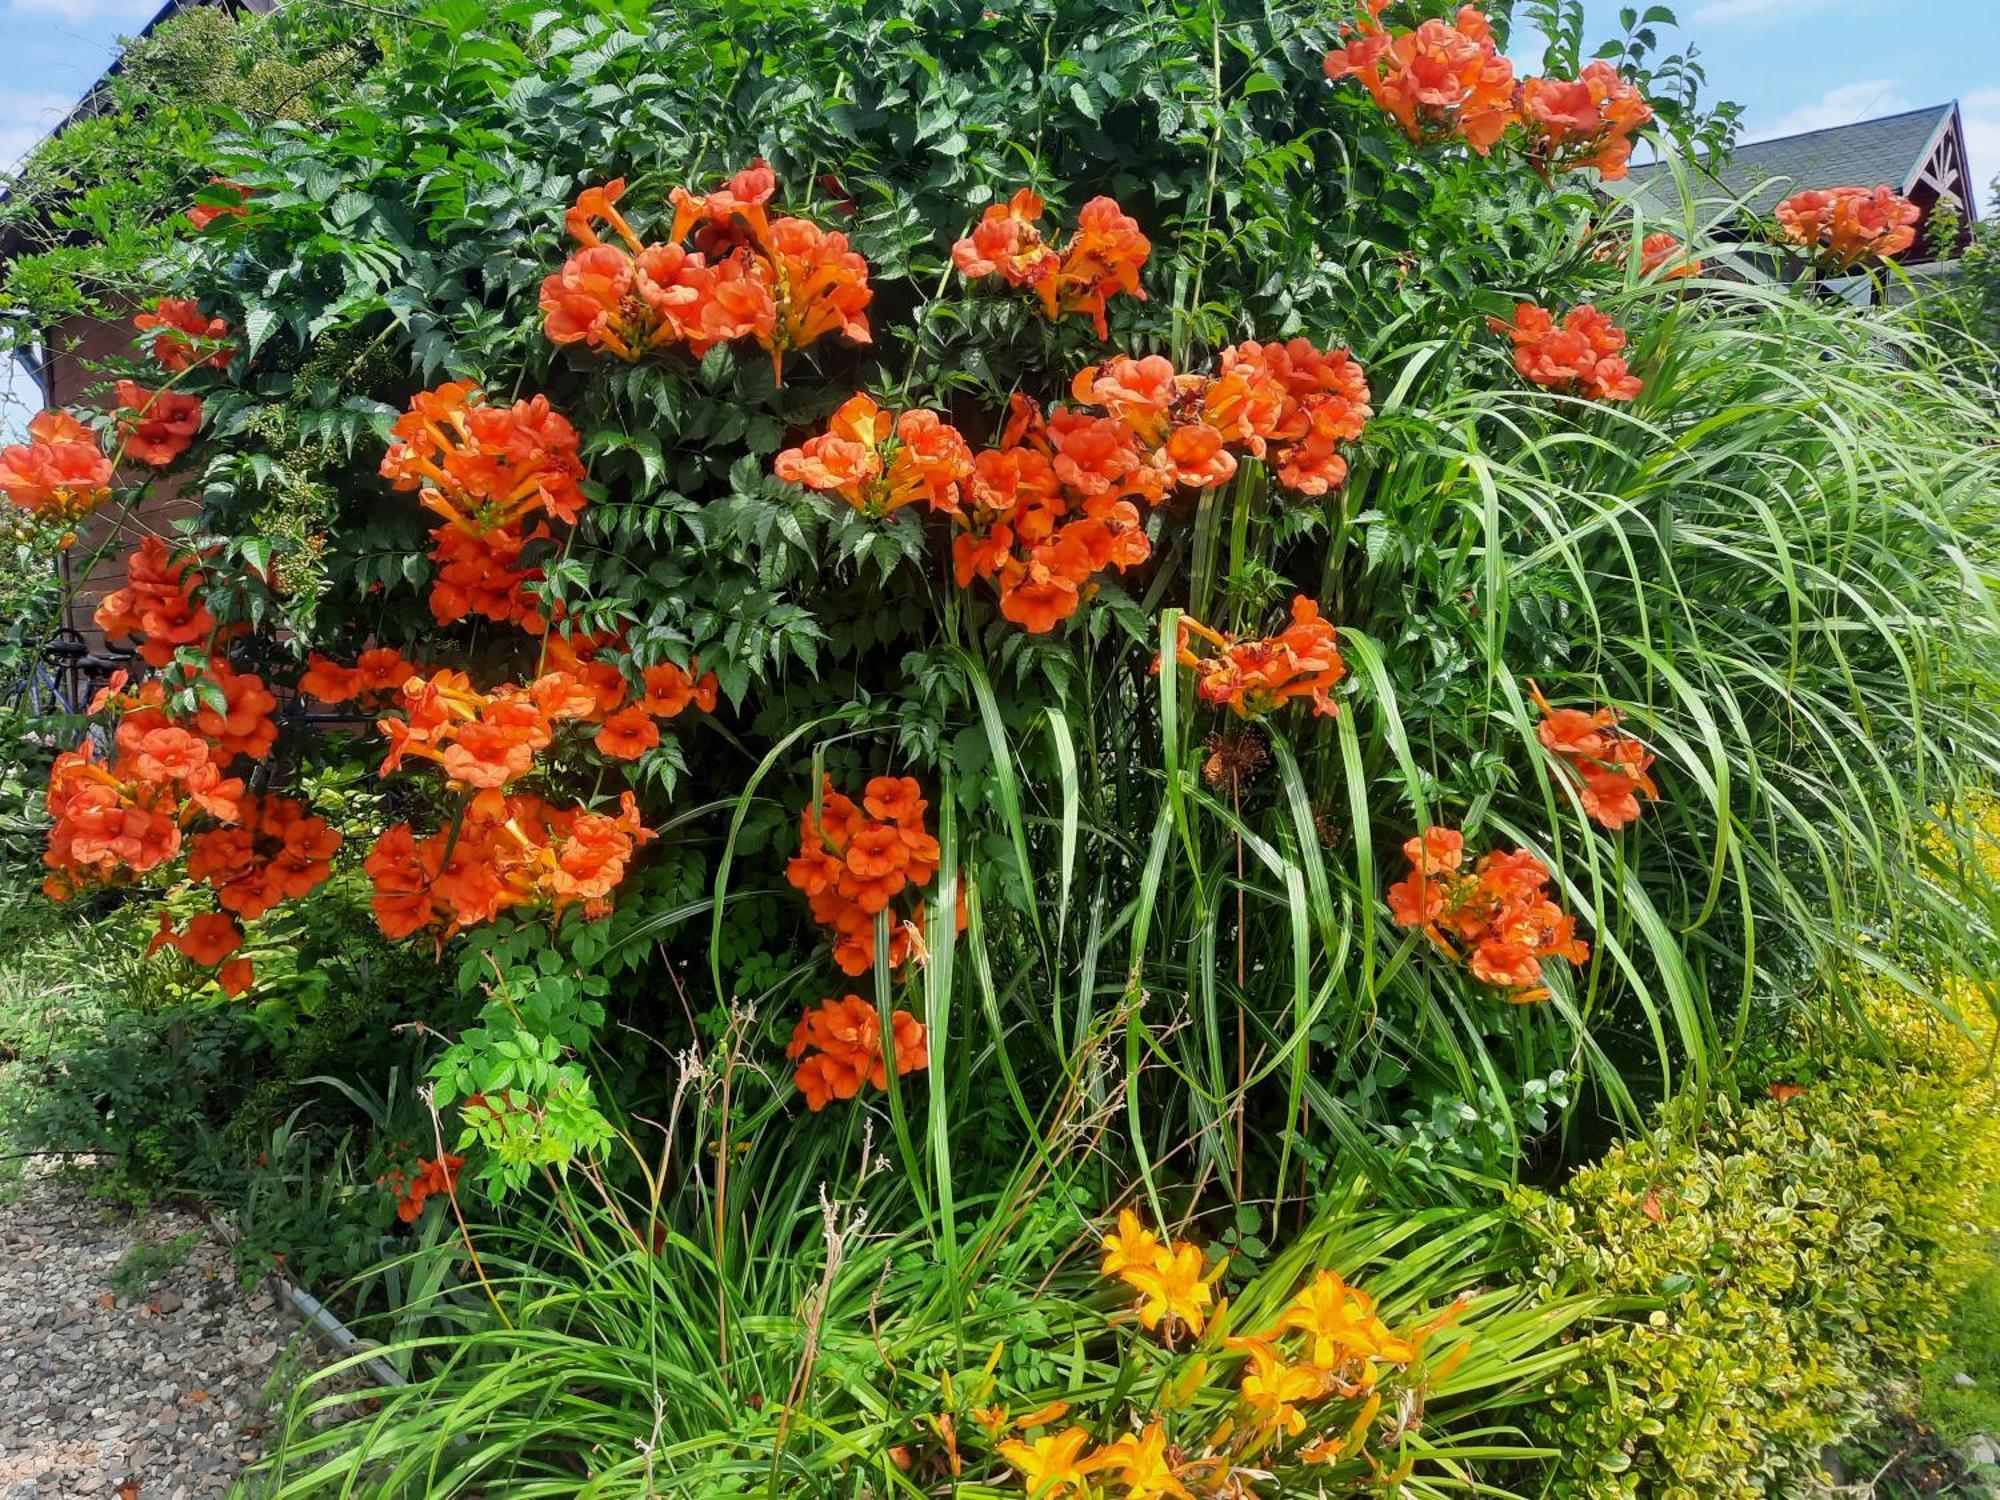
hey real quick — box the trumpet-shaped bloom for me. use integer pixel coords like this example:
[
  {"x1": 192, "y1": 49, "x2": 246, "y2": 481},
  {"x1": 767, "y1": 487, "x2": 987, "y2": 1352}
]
[
  {"x1": 785, "y1": 994, "x2": 928, "y2": 1110},
  {"x1": 1489, "y1": 302, "x2": 1643, "y2": 402},
  {"x1": 186, "y1": 794, "x2": 340, "y2": 919},
  {"x1": 1388, "y1": 827, "x2": 1589, "y2": 1001},
  {"x1": 114, "y1": 382, "x2": 204, "y2": 466},
  {"x1": 133, "y1": 298, "x2": 234, "y2": 371},
  {"x1": 1175, "y1": 596, "x2": 1347, "y2": 718},
  {"x1": 956, "y1": 192, "x2": 1151, "y2": 337},
  {"x1": 186, "y1": 178, "x2": 252, "y2": 232},
  {"x1": 784, "y1": 774, "x2": 945, "y2": 975},
  {"x1": 775, "y1": 394, "x2": 974, "y2": 516},
  {"x1": 1530, "y1": 682, "x2": 1659, "y2": 829},
  {"x1": 363, "y1": 792, "x2": 653, "y2": 940},
  {"x1": 1517, "y1": 61, "x2": 1653, "y2": 180},
  {"x1": 94, "y1": 538, "x2": 224, "y2": 668},
  {"x1": 1325, "y1": 3, "x2": 1516, "y2": 155},
  {"x1": 547, "y1": 165, "x2": 871, "y2": 384},
  {"x1": 0, "y1": 410, "x2": 113, "y2": 522},
  {"x1": 1775, "y1": 185, "x2": 1921, "y2": 271}
]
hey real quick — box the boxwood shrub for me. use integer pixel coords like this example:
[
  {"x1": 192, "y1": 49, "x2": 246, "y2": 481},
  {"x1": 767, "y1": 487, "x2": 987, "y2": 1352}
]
[{"x1": 1516, "y1": 982, "x2": 2000, "y2": 1498}]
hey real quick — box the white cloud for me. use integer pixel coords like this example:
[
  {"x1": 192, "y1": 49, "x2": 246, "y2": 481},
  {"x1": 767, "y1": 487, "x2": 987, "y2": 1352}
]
[
  {"x1": 0, "y1": 88, "x2": 82, "y2": 172},
  {"x1": 1753, "y1": 79, "x2": 1916, "y2": 142},
  {"x1": 1690, "y1": 0, "x2": 1840, "y2": 25},
  {"x1": 7, "y1": 0, "x2": 160, "y2": 20},
  {"x1": 1960, "y1": 89, "x2": 2000, "y2": 213}
]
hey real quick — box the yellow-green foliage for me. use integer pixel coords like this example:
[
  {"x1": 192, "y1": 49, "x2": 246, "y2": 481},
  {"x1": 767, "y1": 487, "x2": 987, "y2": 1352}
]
[{"x1": 1515, "y1": 988, "x2": 2000, "y2": 1498}]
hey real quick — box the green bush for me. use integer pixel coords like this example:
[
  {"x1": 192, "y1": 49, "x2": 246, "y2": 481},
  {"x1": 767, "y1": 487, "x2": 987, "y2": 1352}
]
[{"x1": 1515, "y1": 998, "x2": 2000, "y2": 1498}]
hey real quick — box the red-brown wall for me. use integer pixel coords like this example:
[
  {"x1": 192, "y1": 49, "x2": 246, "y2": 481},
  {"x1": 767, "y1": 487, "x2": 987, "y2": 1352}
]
[{"x1": 42, "y1": 310, "x2": 200, "y2": 654}]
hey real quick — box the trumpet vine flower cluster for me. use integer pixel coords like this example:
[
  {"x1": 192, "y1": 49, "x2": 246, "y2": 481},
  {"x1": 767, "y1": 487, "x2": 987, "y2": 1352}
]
[
  {"x1": 2, "y1": 299, "x2": 230, "y2": 536},
  {"x1": 1531, "y1": 683, "x2": 1658, "y2": 829},
  {"x1": 541, "y1": 166, "x2": 872, "y2": 383},
  {"x1": 1387, "y1": 827, "x2": 1589, "y2": 1002},
  {"x1": 0, "y1": 411, "x2": 112, "y2": 525},
  {"x1": 114, "y1": 382, "x2": 204, "y2": 467},
  {"x1": 774, "y1": 393, "x2": 975, "y2": 517},
  {"x1": 1516, "y1": 61, "x2": 1654, "y2": 179},
  {"x1": 43, "y1": 556, "x2": 300, "y2": 995},
  {"x1": 379, "y1": 1151, "x2": 465, "y2": 1223},
  {"x1": 780, "y1": 342, "x2": 1370, "y2": 634},
  {"x1": 784, "y1": 775, "x2": 945, "y2": 976},
  {"x1": 785, "y1": 994, "x2": 930, "y2": 1110},
  {"x1": 378, "y1": 381, "x2": 590, "y2": 633},
  {"x1": 1490, "y1": 302, "x2": 1643, "y2": 402},
  {"x1": 186, "y1": 793, "x2": 341, "y2": 920},
  {"x1": 133, "y1": 297, "x2": 234, "y2": 372},
  {"x1": 363, "y1": 791, "x2": 653, "y2": 941},
  {"x1": 93, "y1": 537, "x2": 229, "y2": 667},
  {"x1": 1324, "y1": 2, "x2": 1652, "y2": 180},
  {"x1": 1775, "y1": 185, "x2": 1921, "y2": 271},
  {"x1": 952, "y1": 188, "x2": 1152, "y2": 337},
  {"x1": 1173, "y1": 595, "x2": 1347, "y2": 719}
]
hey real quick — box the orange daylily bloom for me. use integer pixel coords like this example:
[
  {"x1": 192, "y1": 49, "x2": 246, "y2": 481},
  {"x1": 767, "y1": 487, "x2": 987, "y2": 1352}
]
[
  {"x1": 1124, "y1": 1239, "x2": 1219, "y2": 1337},
  {"x1": 1101, "y1": 1208, "x2": 1165, "y2": 1278},
  {"x1": 1236, "y1": 1338, "x2": 1326, "y2": 1436},
  {"x1": 1273, "y1": 1270, "x2": 1416, "y2": 1373},
  {"x1": 1093, "y1": 1424, "x2": 1193, "y2": 1500},
  {"x1": 995, "y1": 1426, "x2": 1098, "y2": 1498}
]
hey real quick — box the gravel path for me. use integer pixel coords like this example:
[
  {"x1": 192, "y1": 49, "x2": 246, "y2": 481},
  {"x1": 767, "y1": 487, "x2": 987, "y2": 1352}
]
[{"x1": 0, "y1": 1164, "x2": 335, "y2": 1499}]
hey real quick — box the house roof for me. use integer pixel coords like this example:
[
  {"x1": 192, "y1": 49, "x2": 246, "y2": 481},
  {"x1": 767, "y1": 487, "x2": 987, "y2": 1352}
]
[{"x1": 1615, "y1": 103, "x2": 1963, "y2": 221}]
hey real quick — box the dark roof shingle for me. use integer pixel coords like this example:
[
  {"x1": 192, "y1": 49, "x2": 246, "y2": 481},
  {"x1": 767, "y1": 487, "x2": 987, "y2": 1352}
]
[{"x1": 1616, "y1": 103, "x2": 1955, "y2": 219}]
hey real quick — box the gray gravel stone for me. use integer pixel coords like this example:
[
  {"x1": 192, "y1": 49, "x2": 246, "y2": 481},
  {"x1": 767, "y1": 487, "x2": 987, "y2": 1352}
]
[{"x1": 0, "y1": 1160, "x2": 367, "y2": 1498}]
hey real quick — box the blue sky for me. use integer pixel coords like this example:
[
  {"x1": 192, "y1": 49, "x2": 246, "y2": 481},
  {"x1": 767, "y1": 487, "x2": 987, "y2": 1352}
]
[
  {"x1": 1578, "y1": 0, "x2": 2000, "y2": 204},
  {"x1": 0, "y1": 0, "x2": 1996, "y2": 194}
]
